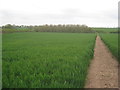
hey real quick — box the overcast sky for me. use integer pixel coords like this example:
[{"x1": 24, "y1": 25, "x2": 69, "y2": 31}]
[{"x1": 0, "y1": 0, "x2": 119, "y2": 27}]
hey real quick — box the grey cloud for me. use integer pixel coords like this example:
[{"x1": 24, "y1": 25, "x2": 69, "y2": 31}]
[{"x1": 0, "y1": 8, "x2": 118, "y2": 27}]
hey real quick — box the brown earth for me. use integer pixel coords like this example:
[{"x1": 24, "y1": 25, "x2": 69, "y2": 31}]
[{"x1": 85, "y1": 36, "x2": 118, "y2": 88}]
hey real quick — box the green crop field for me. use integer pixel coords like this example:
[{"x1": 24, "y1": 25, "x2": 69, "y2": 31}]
[
  {"x1": 100, "y1": 34, "x2": 119, "y2": 61},
  {"x1": 92, "y1": 28, "x2": 118, "y2": 33},
  {"x1": 2, "y1": 32, "x2": 96, "y2": 88}
]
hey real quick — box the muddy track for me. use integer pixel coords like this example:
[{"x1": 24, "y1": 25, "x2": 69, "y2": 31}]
[{"x1": 85, "y1": 36, "x2": 118, "y2": 88}]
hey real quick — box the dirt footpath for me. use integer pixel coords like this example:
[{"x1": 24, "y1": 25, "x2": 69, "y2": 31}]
[{"x1": 85, "y1": 36, "x2": 118, "y2": 88}]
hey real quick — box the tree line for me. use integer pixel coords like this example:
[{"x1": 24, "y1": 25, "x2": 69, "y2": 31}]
[{"x1": 2, "y1": 24, "x2": 95, "y2": 33}]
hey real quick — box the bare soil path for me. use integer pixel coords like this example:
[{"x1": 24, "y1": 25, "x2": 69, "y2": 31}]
[{"x1": 85, "y1": 36, "x2": 118, "y2": 88}]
